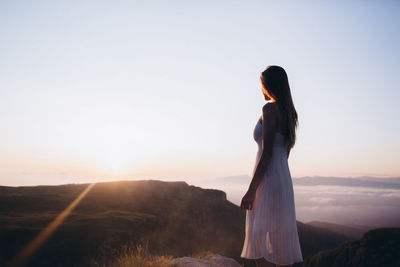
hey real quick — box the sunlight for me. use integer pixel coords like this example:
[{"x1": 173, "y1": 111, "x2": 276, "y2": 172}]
[
  {"x1": 96, "y1": 156, "x2": 132, "y2": 175},
  {"x1": 7, "y1": 183, "x2": 96, "y2": 267}
]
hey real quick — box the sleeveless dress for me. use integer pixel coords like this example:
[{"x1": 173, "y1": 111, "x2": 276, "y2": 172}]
[{"x1": 240, "y1": 115, "x2": 303, "y2": 265}]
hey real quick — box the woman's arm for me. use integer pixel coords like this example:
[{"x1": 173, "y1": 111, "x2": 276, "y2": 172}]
[
  {"x1": 240, "y1": 103, "x2": 278, "y2": 210},
  {"x1": 246, "y1": 103, "x2": 278, "y2": 193}
]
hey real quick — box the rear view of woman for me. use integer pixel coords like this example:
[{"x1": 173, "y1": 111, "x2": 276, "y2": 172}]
[{"x1": 240, "y1": 66, "x2": 303, "y2": 267}]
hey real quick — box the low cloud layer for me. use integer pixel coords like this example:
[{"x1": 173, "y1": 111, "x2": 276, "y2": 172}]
[{"x1": 193, "y1": 175, "x2": 400, "y2": 228}]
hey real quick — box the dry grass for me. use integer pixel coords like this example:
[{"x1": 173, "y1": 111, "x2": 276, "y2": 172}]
[
  {"x1": 188, "y1": 250, "x2": 216, "y2": 260},
  {"x1": 100, "y1": 243, "x2": 177, "y2": 267},
  {"x1": 96, "y1": 243, "x2": 220, "y2": 267}
]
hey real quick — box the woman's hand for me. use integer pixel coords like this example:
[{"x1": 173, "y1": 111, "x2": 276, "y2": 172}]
[{"x1": 240, "y1": 189, "x2": 256, "y2": 210}]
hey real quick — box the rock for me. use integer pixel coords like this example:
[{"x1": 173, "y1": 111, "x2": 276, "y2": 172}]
[{"x1": 171, "y1": 254, "x2": 241, "y2": 267}]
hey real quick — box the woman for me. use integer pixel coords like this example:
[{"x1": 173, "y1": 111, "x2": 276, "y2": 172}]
[{"x1": 240, "y1": 65, "x2": 303, "y2": 267}]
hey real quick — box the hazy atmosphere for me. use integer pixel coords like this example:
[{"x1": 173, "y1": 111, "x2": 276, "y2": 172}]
[
  {"x1": 195, "y1": 175, "x2": 400, "y2": 228},
  {"x1": 1, "y1": 1, "x2": 400, "y2": 187},
  {"x1": 1, "y1": 1, "x2": 400, "y2": 267}
]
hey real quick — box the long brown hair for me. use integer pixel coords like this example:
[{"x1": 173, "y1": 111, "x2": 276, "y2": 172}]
[{"x1": 260, "y1": 65, "x2": 298, "y2": 151}]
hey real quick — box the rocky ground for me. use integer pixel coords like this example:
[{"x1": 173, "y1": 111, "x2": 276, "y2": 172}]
[{"x1": 171, "y1": 254, "x2": 242, "y2": 267}]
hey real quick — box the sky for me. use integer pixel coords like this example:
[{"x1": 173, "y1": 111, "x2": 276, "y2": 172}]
[{"x1": 1, "y1": 1, "x2": 399, "y2": 186}]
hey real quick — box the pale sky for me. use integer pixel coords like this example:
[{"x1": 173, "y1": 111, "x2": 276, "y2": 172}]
[{"x1": 1, "y1": 1, "x2": 399, "y2": 186}]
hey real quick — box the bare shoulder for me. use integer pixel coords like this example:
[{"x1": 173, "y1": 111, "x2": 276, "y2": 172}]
[
  {"x1": 262, "y1": 102, "x2": 279, "y2": 116},
  {"x1": 261, "y1": 102, "x2": 279, "y2": 134}
]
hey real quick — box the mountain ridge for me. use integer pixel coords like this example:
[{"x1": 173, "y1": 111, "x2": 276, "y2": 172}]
[{"x1": 0, "y1": 179, "x2": 360, "y2": 266}]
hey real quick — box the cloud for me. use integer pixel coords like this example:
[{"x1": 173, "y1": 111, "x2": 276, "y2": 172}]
[
  {"x1": 309, "y1": 197, "x2": 335, "y2": 204},
  {"x1": 196, "y1": 175, "x2": 400, "y2": 228}
]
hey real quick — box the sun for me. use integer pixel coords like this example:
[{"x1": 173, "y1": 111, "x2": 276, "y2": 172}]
[
  {"x1": 104, "y1": 159, "x2": 126, "y2": 174},
  {"x1": 91, "y1": 153, "x2": 135, "y2": 177}
]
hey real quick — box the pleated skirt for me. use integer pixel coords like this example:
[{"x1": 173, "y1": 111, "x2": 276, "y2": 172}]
[{"x1": 240, "y1": 147, "x2": 303, "y2": 265}]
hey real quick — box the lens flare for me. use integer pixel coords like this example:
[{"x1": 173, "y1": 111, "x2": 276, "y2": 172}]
[{"x1": 7, "y1": 183, "x2": 96, "y2": 267}]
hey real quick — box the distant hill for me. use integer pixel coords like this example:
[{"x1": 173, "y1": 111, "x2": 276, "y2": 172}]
[
  {"x1": 307, "y1": 221, "x2": 367, "y2": 240},
  {"x1": 0, "y1": 180, "x2": 353, "y2": 266},
  {"x1": 304, "y1": 228, "x2": 400, "y2": 267},
  {"x1": 296, "y1": 221, "x2": 353, "y2": 260},
  {"x1": 292, "y1": 176, "x2": 400, "y2": 189},
  {"x1": 209, "y1": 175, "x2": 400, "y2": 189}
]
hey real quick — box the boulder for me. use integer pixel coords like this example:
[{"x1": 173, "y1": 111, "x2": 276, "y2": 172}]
[{"x1": 171, "y1": 254, "x2": 241, "y2": 267}]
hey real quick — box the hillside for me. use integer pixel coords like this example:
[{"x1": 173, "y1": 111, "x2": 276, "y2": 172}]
[
  {"x1": 307, "y1": 221, "x2": 367, "y2": 240},
  {"x1": 296, "y1": 221, "x2": 353, "y2": 260},
  {"x1": 304, "y1": 228, "x2": 400, "y2": 267},
  {"x1": 0, "y1": 180, "x2": 352, "y2": 266}
]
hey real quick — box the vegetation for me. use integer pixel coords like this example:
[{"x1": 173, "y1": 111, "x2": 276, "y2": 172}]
[
  {"x1": 0, "y1": 179, "x2": 359, "y2": 266},
  {"x1": 296, "y1": 221, "x2": 353, "y2": 259},
  {"x1": 95, "y1": 243, "x2": 177, "y2": 267},
  {"x1": 304, "y1": 228, "x2": 400, "y2": 267},
  {"x1": 0, "y1": 180, "x2": 244, "y2": 266}
]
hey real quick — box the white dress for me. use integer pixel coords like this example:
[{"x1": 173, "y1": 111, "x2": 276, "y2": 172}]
[{"x1": 240, "y1": 116, "x2": 303, "y2": 265}]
